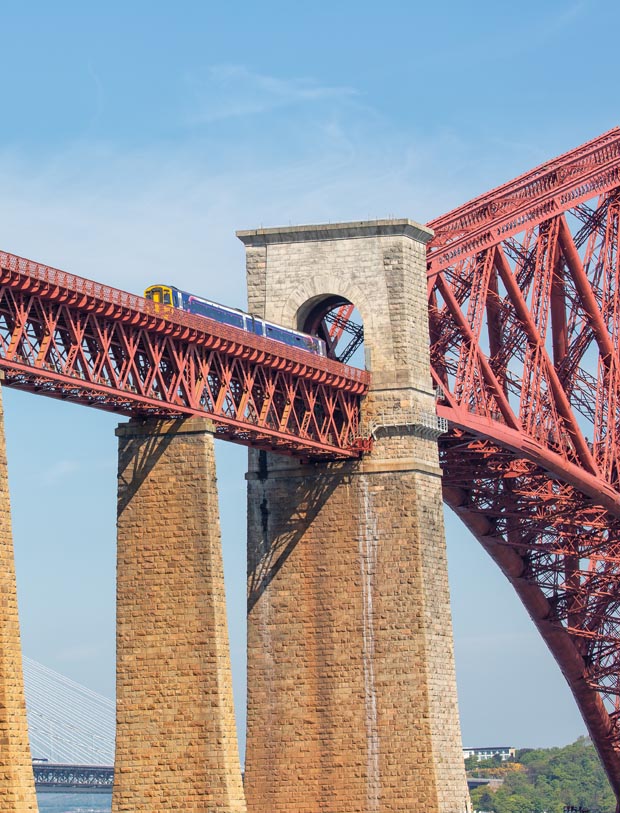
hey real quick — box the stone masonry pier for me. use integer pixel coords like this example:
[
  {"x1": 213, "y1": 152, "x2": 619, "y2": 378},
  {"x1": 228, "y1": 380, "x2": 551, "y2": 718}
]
[
  {"x1": 0, "y1": 381, "x2": 38, "y2": 811},
  {"x1": 113, "y1": 417, "x2": 246, "y2": 813},
  {"x1": 239, "y1": 220, "x2": 471, "y2": 813}
]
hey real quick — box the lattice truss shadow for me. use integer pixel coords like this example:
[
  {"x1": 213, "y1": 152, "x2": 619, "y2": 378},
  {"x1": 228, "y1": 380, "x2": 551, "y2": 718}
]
[{"x1": 426, "y1": 127, "x2": 620, "y2": 795}]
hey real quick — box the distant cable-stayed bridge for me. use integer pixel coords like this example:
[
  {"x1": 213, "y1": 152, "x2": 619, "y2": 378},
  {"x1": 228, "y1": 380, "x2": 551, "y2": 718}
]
[{"x1": 23, "y1": 656, "x2": 115, "y2": 766}]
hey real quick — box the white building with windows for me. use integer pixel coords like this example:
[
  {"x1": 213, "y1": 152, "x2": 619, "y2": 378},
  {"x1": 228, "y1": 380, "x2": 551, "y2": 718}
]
[{"x1": 463, "y1": 746, "x2": 516, "y2": 762}]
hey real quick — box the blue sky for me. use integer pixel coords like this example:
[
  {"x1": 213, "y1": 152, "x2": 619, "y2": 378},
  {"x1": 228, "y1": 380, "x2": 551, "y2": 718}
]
[{"x1": 3, "y1": 0, "x2": 619, "y2": 757}]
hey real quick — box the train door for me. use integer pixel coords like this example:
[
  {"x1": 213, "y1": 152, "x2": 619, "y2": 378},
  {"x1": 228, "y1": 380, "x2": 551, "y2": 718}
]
[{"x1": 146, "y1": 286, "x2": 164, "y2": 303}]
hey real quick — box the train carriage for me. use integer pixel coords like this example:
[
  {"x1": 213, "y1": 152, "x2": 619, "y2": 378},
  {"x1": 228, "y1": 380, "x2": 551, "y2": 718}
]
[{"x1": 144, "y1": 284, "x2": 326, "y2": 356}]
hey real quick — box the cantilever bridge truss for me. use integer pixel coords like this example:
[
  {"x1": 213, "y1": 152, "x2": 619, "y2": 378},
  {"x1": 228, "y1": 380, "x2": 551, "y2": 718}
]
[
  {"x1": 4, "y1": 127, "x2": 620, "y2": 798},
  {"x1": 427, "y1": 127, "x2": 620, "y2": 795}
]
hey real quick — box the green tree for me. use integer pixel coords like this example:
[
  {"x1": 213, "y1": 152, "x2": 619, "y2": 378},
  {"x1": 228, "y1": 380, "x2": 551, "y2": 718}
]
[{"x1": 465, "y1": 755, "x2": 480, "y2": 772}]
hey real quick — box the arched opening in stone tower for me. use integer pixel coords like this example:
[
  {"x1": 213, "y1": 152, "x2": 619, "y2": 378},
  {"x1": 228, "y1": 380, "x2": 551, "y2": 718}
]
[{"x1": 297, "y1": 295, "x2": 365, "y2": 369}]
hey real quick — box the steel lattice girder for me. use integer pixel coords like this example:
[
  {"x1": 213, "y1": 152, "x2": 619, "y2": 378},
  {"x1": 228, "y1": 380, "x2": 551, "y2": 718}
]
[
  {"x1": 426, "y1": 127, "x2": 620, "y2": 800},
  {"x1": 0, "y1": 252, "x2": 369, "y2": 459}
]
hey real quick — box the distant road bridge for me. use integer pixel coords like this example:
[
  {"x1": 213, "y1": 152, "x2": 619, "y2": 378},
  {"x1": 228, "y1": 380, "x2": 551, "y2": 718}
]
[{"x1": 32, "y1": 762, "x2": 113, "y2": 793}]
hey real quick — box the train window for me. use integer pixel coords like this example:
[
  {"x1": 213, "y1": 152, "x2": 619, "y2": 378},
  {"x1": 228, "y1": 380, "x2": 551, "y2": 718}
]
[
  {"x1": 146, "y1": 287, "x2": 163, "y2": 303},
  {"x1": 266, "y1": 324, "x2": 297, "y2": 345},
  {"x1": 221, "y1": 308, "x2": 244, "y2": 329},
  {"x1": 162, "y1": 290, "x2": 172, "y2": 305},
  {"x1": 189, "y1": 299, "x2": 217, "y2": 319},
  {"x1": 188, "y1": 297, "x2": 244, "y2": 328}
]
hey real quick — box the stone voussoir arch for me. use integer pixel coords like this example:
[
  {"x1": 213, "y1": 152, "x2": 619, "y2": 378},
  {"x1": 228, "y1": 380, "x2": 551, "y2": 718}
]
[{"x1": 280, "y1": 276, "x2": 380, "y2": 366}]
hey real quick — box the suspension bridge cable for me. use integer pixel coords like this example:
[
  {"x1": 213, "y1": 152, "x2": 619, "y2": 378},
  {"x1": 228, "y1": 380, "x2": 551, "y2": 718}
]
[{"x1": 22, "y1": 656, "x2": 115, "y2": 765}]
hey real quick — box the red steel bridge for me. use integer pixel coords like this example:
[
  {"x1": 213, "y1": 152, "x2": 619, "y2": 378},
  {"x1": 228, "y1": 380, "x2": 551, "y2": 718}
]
[
  {"x1": 0, "y1": 253, "x2": 369, "y2": 458},
  {"x1": 428, "y1": 127, "x2": 620, "y2": 799},
  {"x1": 4, "y1": 127, "x2": 620, "y2": 799}
]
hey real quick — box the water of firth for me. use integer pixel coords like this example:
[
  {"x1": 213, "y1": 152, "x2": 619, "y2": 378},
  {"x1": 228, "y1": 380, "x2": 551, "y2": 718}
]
[{"x1": 36, "y1": 791, "x2": 112, "y2": 813}]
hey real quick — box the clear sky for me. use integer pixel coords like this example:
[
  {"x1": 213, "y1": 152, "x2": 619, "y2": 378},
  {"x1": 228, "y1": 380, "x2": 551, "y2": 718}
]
[{"x1": 2, "y1": 0, "x2": 618, "y2": 757}]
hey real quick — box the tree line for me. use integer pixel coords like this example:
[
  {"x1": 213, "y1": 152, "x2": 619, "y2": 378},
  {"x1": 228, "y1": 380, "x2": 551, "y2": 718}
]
[{"x1": 468, "y1": 737, "x2": 616, "y2": 813}]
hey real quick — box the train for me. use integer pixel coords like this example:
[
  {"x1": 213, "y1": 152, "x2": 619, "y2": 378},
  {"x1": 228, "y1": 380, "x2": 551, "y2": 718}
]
[{"x1": 144, "y1": 284, "x2": 327, "y2": 357}]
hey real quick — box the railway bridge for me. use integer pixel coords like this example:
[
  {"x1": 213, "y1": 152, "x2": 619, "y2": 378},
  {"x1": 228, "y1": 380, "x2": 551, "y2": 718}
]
[{"x1": 2, "y1": 128, "x2": 620, "y2": 812}]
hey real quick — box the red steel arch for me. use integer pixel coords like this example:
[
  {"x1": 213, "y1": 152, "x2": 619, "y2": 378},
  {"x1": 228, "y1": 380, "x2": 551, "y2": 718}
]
[{"x1": 427, "y1": 127, "x2": 620, "y2": 800}]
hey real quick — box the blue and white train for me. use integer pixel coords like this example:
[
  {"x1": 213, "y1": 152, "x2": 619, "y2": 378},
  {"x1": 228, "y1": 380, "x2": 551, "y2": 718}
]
[{"x1": 144, "y1": 284, "x2": 327, "y2": 357}]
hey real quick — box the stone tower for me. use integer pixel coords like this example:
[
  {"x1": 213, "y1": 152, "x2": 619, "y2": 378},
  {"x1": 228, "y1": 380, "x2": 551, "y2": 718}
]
[{"x1": 238, "y1": 220, "x2": 470, "y2": 813}]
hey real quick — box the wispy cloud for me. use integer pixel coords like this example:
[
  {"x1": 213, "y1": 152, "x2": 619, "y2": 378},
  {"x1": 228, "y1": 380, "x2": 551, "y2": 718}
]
[
  {"x1": 0, "y1": 134, "x2": 459, "y2": 307},
  {"x1": 40, "y1": 459, "x2": 81, "y2": 486},
  {"x1": 0, "y1": 88, "x2": 507, "y2": 324},
  {"x1": 58, "y1": 644, "x2": 108, "y2": 665},
  {"x1": 554, "y1": 0, "x2": 590, "y2": 28},
  {"x1": 449, "y1": 0, "x2": 591, "y2": 65},
  {"x1": 186, "y1": 64, "x2": 359, "y2": 123}
]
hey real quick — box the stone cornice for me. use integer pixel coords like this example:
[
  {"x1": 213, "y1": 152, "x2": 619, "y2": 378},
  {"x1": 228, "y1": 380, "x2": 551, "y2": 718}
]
[{"x1": 237, "y1": 218, "x2": 434, "y2": 247}]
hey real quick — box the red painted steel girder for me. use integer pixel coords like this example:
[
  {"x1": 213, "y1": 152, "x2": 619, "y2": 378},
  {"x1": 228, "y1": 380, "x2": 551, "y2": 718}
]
[
  {"x1": 0, "y1": 251, "x2": 369, "y2": 459},
  {"x1": 427, "y1": 127, "x2": 620, "y2": 801},
  {"x1": 428, "y1": 127, "x2": 620, "y2": 277}
]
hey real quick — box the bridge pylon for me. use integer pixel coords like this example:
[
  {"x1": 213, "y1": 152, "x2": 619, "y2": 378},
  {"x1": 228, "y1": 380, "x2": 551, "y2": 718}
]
[
  {"x1": 0, "y1": 380, "x2": 38, "y2": 812},
  {"x1": 239, "y1": 221, "x2": 471, "y2": 813},
  {"x1": 112, "y1": 417, "x2": 246, "y2": 813}
]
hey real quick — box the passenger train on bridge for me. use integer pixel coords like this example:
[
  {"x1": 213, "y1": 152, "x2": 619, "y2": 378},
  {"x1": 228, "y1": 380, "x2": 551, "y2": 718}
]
[{"x1": 145, "y1": 284, "x2": 327, "y2": 357}]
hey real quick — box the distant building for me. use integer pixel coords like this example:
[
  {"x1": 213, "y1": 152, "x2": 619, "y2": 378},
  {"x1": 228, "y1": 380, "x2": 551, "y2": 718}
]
[{"x1": 463, "y1": 746, "x2": 516, "y2": 762}]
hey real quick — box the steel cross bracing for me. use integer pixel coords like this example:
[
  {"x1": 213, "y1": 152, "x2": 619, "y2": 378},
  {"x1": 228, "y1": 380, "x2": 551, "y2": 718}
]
[
  {"x1": 427, "y1": 126, "x2": 620, "y2": 800},
  {"x1": 0, "y1": 252, "x2": 369, "y2": 459},
  {"x1": 33, "y1": 764, "x2": 114, "y2": 790}
]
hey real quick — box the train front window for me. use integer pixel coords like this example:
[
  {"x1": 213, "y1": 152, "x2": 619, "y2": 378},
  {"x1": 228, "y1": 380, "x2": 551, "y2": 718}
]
[{"x1": 145, "y1": 286, "x2": 173, "y2": 305}]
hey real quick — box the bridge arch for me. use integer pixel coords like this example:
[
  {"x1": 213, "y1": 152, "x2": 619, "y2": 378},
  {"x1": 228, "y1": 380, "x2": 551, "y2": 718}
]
[
  {"x1": 283, "y1": 278, "x2": 373, "y2": 366},
  {"x1": 295, "y1": 292, "x2": 366, "y2": 366},
  {"x1": 280, "y1": 276, "x2": 373, "y2": 329}
]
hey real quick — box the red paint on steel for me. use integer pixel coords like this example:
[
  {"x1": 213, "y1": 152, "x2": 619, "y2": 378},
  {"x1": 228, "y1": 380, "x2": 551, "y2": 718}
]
[
  {"x1": 0, "y1": 252, "x2": 369, "y2": 458},
  {"x1": 427, "y1": 127, "x2": 620, "y2": 276},
  {"x1": 427, "y1": 128, "x2": 620, "y2": 799},
  {"x1": 327, "y1": 303, "x2": 355, "y2": 344}
]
